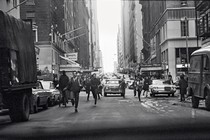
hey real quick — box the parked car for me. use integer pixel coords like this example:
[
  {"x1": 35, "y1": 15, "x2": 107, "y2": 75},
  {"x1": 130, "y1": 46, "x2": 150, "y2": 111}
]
[
  {"x1": 104, "y1": 79, "x2": 123, "y2": 97},
  {"x1": 32, "y1": 81, "x2": 52, "y2": 113},
  {"x1": 149, "y1": 79, "x2": 176, "y2": 97},
  {"x1": 41, "y1": 80, "x2": 60, "y2": 106}
]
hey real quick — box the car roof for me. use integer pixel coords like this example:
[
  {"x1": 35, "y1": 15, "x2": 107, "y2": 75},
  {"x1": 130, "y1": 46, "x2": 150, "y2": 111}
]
[{"x1": 192, "y1": 45, "x2": 210, "y2": 56}]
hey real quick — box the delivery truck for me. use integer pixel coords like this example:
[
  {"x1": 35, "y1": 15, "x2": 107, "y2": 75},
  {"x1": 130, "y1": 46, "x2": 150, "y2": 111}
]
[{"x1": 0, "y1": 10, "x2": 37, "y2": 122}]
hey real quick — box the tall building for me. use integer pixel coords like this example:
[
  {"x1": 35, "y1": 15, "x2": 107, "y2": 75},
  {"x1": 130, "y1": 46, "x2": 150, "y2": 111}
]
[
  {"x1": 86, "y1": 0, "x2": 102, "y2": 71},
  {"x1": 195, "y1": 1, "x2": 210, "y2": 48},
  {"x1": 140, "y1": 0, "x2": 201, "y2": 79},
  {"x1": 0, "y1": 0, "x2": 20, "y2": 18},
  {"x1": 20, "y1": 0, "x2": 91, "y2": 78},
  {"x1": 121, "y1": 0, "x2": 130, "y2": 69},
  {"x1": 121, "y1": 1, "x2": 143, "y2": 73},
  {"x1": 73, "y1": 1, "x2": 90, "y2": 69},
  {"x1": 117, "y1": 26, "x2": 124, "y2": 72}
]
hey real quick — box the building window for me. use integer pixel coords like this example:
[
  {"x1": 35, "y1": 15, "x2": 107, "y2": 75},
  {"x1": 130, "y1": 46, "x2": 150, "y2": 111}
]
[
  {"x1": 26, "y1": 0, "x2": 35, "y2": 5},
  {"x1": 181, "y1": 20, "x2": 189, "y2": 36},
  {"x1": 180, "y1": 0, "x2": 187, "y2": 7},
  {"x1": 13, "y1": 0, "x2": 17, "y2": 8},
  {"x1": 26, "y1": 11, "x2": 35, "y2": 24}
]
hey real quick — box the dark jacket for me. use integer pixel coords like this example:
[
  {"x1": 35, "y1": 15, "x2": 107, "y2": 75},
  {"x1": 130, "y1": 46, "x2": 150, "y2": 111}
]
[
  {"x1": 59, "y1": 75, "x2": 69, "y2": 91},
  {"x1": 68, "y1": 77, "x2": 82, "y2": 93},
  {"x1": 90, "y1": 77, "x2": 100, "y2": 89},
  {"x1": 179, "y1": 78, "x2": 188, "y2": 92}
]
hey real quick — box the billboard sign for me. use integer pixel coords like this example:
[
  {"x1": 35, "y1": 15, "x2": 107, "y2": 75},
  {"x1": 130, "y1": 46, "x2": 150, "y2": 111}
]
[{"x1": 65, "y1": 53, "x2": 78, "y2": 61}]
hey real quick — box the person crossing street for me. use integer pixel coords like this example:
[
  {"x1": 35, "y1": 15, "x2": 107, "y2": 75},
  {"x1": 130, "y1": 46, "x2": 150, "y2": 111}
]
[{"x1": 90, "y1": 74, "x2": 100, "y2": 105}]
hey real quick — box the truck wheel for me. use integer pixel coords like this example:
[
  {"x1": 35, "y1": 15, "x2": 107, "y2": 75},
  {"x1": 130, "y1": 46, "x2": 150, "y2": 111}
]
[
  {"x1": 192, "y1": 95, "x2": 199, "y2": 108},
  {"x1": 205, "y1": 91, "x2": 210, "y2": 111},
  {"x1": 9, "y1": 94, "x2": 30, "y2": 122}
]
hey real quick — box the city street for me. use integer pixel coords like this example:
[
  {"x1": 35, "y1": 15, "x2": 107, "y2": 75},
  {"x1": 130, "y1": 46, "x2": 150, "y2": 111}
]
[{"x1": 1, "y1": 89, "x2": 210, "y2": 140}]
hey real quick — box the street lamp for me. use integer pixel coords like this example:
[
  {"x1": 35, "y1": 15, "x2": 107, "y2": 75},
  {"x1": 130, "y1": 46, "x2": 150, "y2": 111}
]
[{"x1": 181, "y1": 17, "x2": 189, "y2": 74}]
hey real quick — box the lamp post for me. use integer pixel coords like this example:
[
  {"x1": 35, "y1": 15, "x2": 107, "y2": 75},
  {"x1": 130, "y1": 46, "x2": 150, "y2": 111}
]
[{"x1": 181, "y1": 17, "x2": 189, "y2": 74}]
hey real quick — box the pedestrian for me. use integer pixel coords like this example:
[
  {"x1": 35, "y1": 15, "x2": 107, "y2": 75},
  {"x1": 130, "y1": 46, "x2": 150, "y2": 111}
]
[
  {"x1": 142, "y1": 76, "x2": 150, "y2": 97},
  {"x1": 133, "y1": 77, "x2": 138, "y2": 97},
  {"x1": 53, "y1": 75, "x2": 59, "y2": 88},
  {"x1": 90, "y1": 73, "x2": 100, "y2": 105},
  {"x1": 164, "y1": 75, "x2": 174, "y2": 85},
  {"x1": 179, "y1": 74, "x2": 188, "y2": 102},
  {"x1": 137, "y1": 77, "x2": 144, "y2": 102},
  {"x1": 59, "y1": 71, "x2": 69, "y2": 105},
  {"x1": 67, "y1": 71, "x2": 82, "y2": 112},
  {"x1": 85, "y1": 76, "x2": 91, "y2": 101},
  {"x1": 97, "y1": 77, "x2": 102, "y2": 100},
  {"x1": 119, "y1": 77, "x2": 126, "y2": 98}
]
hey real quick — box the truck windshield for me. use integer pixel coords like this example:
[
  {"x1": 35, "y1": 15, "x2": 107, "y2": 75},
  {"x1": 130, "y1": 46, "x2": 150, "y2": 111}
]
[{"x1": 190, "y1": 55, "x2": 202, "y2": 72}]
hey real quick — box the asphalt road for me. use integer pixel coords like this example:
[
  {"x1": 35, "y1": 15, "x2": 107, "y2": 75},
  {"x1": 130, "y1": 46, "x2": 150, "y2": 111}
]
[{"x1": 0, "y1": 89, "x2": 210, "y2": 140}]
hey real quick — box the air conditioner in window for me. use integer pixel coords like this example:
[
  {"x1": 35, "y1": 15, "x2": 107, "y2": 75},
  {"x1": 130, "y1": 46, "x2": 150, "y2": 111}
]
[{"x1": 181, "y1": 1, "x2": 187, "y2": 7}]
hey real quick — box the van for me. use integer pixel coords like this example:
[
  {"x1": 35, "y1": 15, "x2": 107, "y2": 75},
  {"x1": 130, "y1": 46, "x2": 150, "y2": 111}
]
[{"x1": 188, "y1": 46, "x2": 210, "y2": 110}]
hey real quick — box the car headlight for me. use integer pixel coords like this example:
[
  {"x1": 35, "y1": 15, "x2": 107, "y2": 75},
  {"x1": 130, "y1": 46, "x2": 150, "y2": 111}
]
[
  {"x1": 153, "y1": 87, "x2": 158, "y2": 89},
  {"x1": 105, "y1": 87, "x2": 109, "y2": 90}
]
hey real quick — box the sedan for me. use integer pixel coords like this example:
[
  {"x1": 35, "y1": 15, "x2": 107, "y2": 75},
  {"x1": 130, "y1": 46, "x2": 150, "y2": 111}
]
[
  {"x1": 149, "y1": 79, "x2": 176, "y2": 97},
  {"x1": 32, "y1": 81, "x2": 52, "y2": 113},
  {"x1": 104, "y1": 79, "x2": 123, "y2": 97},
  {"x1": 41, "y1": 80, "x2": 60, "y2": 106}
]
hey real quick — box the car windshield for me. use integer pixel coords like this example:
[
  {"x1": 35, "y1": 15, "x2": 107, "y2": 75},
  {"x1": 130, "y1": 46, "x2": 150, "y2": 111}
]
[
  {"x1": 152, "y1": 80, "x2": 164, "y2": 85},
  {"x1": 106, "y1": 80, "x2": 120, "y2": 84},
  {"x1": 41, "y1": 81, "x2": 55, "y2": 89}
]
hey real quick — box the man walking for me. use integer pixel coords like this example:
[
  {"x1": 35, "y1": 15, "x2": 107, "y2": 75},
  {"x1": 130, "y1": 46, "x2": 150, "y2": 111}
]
[
  {"x1": 120, "y1": 77, "x2": 126, "y2": 98},
  {"x1": 90, "y1": 74, "x2": 100, "y2": 105},
  {"x1": 59, "y1": 71, "x2": 69, "y2": 105},
  {"x1": 179, "y1": 74, "x2": 188, "y2": 102}
]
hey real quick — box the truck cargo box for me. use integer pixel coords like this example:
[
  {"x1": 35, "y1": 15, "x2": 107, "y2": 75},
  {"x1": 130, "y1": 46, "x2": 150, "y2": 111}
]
[{"x1": 0, "y1": 10, "x2": 37, "y2": 88}]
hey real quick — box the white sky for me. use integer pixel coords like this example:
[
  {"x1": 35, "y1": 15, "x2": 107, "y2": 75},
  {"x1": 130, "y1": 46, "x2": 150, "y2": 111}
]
[{"x1": 97, "y1": 0, "x2": 121, "y2": 73}]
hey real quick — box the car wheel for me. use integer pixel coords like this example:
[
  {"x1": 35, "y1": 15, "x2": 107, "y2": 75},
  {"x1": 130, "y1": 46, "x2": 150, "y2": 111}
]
[
  {"x1": 104, "y1": 93, "x2": 107, "y2": 97},
  {"x1": 192, "y1": 95, "x2": 199, "y2": 108},
  {"x1": 168, "y1": 94, "x2": 170, "y2": 97},
  {"x1": 205, "y1": 90, "x2": 210, "y2": 111}
]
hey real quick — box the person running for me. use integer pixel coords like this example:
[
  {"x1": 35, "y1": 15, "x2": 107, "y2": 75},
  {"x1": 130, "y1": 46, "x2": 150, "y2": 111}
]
[
  {"x1": 67, "y1": 72, "x2": 82, "y2": 112},
  {"x1": 85, "y1": 76, "x2": 91, "y2": 101},
  {"x1": 90, "y1": 73, "x2": 100, "y2": 105},
  {"x1": 59, "y1": 71, "x2": 69, "y2": 105}
]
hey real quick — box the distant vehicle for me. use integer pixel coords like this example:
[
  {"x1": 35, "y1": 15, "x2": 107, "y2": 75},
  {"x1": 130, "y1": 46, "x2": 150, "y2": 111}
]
[
  {"x1": 104, "y1": 79, "x2": 123, "y2": 97},
  {"x1": 149, "y1": 79, "x2": 176, "y2": 97},
  {"x1": 188, "y1": 46, "x2": 210, "y2": 110},
  {"x1": 41, "y1": 81, "x2": 60, "y2": 106}
]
